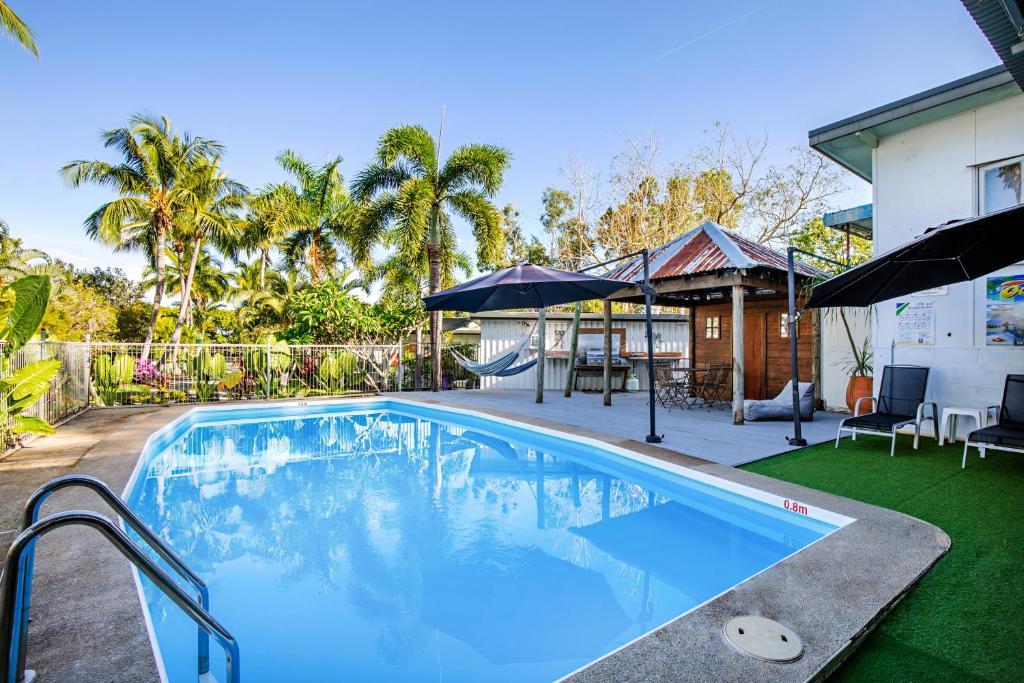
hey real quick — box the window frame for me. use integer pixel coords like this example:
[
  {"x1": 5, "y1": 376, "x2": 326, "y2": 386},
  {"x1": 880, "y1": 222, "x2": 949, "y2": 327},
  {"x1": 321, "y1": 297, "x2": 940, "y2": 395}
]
[
  {"x1": 977, "y1": 154, "x2": 1024, "y2": 216},
  {"x1": 705, "y1": 316, "x2": 720, "y2": 339}
]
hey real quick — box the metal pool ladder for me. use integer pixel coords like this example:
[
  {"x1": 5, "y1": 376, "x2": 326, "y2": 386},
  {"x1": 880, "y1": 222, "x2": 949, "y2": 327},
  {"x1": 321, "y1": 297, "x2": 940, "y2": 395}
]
[{"x1": 0, "y1": 475, "x2": 240, "y2": 683}]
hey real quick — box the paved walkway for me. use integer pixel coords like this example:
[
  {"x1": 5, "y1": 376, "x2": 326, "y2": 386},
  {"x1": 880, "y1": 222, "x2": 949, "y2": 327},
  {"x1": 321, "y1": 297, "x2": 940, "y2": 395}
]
[
  {"x1": 415, "y1": 390, "x2": 845, "y2": 465},
  {"x1": 0, "y1": 406, "x2": 190, "y2": 683}
]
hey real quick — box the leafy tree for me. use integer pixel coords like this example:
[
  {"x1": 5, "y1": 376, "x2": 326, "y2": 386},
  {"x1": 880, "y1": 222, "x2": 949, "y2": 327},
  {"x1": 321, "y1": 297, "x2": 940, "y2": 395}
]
[
  {"x1": 41, "y1": 279, "x2": 117, "y2": 340},
  {"x1": 352, "y1": 125, "x2": 511, "y2": 391},
  {"x1": 75, "y1": 267, "x2": 144, "y2": 310},
  {"x1": 276, "y1": 151, "x2": 356, "y2": 283},
  {"x1": 62, "y1": 114, "x2": 221, "y2": 360},
  {"x1": 143, "y1": 248, "x2": 230, "y2": 332},
  {"x1": 0, "y1": 1, "x2": 37, "y2": 57},
  {"x1": 789, "y1": 215, "x2": 871, "y2": 274},
  {"x1": 477, "y1": 204, "x2": 550, "y2": 270},
  {"x1": 284, "y1": 280, "x2": 422, "y2": 345}
]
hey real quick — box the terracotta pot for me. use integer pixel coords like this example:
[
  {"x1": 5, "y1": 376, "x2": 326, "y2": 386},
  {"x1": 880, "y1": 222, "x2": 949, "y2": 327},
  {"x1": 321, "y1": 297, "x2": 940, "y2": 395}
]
[{"x1": 845, "y1": 375, "x2": 874, "y2": 414}]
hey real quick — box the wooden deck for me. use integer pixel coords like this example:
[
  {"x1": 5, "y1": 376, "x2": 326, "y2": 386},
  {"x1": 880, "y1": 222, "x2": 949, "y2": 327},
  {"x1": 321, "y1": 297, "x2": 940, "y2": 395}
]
[{"x1": 420, "y1": 389, "x2": 846, "y2": 466}]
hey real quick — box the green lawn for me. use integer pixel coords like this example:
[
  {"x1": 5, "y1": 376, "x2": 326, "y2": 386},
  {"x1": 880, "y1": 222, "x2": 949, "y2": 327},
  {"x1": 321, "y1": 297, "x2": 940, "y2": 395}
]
[{"x1": 742, "y1": 433, "x2": 1024, "y2": 682}]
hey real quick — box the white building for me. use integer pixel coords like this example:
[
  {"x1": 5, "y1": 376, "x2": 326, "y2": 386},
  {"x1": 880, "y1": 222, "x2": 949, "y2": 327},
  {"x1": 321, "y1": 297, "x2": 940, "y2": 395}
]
[
  {"x1": 810, "y1": 64, "x2": 1024, "y2": 416},
  {"x1": 469, "y1": 311, "x2": 689, "y2": 391}
]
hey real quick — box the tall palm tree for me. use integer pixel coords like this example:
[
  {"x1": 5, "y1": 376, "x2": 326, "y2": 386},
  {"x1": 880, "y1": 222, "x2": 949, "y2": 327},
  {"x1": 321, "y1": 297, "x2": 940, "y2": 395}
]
[
  {"x1": 143, "y1": 248, "x2": 230, "y2": 333},
  {"x1": 0, "y1": 220, "x2": 53, "y2": 284},
  {"x1": 62, "y1": 114, "x2": 220, "y2": 360},
  {"x1": 1, "y1": 1, "x2": 38, "y2": 57},
  {"x1": 167, "y1": 155, "x2": 246, "y2": 347},
  {"x1": 352, "y1": 125, "x2": 511, "y2": 390},
  {"x1": 238, "y1": 184, "x2": 296, "y2": 288},
  {"x1": 276, "y1": 150, "x2": 357, "y2": 283}
]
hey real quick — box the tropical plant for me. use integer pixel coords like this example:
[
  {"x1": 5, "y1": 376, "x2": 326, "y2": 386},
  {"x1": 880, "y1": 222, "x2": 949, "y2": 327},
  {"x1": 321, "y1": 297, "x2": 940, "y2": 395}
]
[
  {"x1": 0, "y1": 1, "x2": 37, "y2": 57},
  {"x1": 242, "y1": 336, "x2": 292, "y2": 397},
  {"x1": 62, "y1": 114, "x2": 222, "y2": 360},
  {"x1": 284, "y1": 280, "x2": 421, "y2": 345},
  {"x1": 352, "y1": 125, "x2": 511, "y2": 390},
  {"x1": 91, "y1": 353, "x2": 139, "y2": 405},
  {"x1": 143, "y1": 248, "x2": 231, "y2": 333},
  {"x1": 0, "y1": 275, "x2": 60, "y2": 435},
  {"x1": 0, "y1": 221, "x2": 53, "y2": 284},
  {"x1": 167, "y1": 155, "x2": 246, "y2": 347},
  {"x1": 186, "y1": 349, "x2": 227, "y2": 401},
  {"x1": 238, "y1": 184, "x2": 296, "y2": 288},
  {"x1": 316, "y1": 350, "x2": 359, "y2": 393},
  {"x1": 276, "y1": 151, "x2": 357, "y2": 283}
]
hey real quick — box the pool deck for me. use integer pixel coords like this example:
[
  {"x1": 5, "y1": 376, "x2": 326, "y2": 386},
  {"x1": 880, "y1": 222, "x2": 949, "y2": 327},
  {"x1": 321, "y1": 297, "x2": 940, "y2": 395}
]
[
  {"x1": 415, "y1": 389, "x2": 846, "y2": 465},
  {"x1": 0, "y1": 398, "x2": 949, "y2": 683}
]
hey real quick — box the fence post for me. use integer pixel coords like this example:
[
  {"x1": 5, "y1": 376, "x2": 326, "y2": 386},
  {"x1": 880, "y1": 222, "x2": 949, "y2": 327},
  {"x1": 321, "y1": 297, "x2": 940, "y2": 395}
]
[
  {"x1": 265, "y1": 340, "x2": 272, "y2": 400},
  {"x1": 83, "y1": 334, "x2": 92, "y2": 409},
  {"x1": 395, "y1": 344, "x2": 403, "y2": 392}
]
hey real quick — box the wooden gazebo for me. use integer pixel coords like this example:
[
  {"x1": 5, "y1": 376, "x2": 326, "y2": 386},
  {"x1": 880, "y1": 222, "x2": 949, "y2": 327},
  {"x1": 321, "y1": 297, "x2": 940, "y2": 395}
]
[{"x1": 605, "y1": 221, "x2": 823, "y2": 424}]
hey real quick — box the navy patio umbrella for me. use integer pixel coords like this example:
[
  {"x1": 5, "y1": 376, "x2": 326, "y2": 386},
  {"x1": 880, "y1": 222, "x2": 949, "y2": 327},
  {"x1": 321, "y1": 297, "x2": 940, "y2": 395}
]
[{"x1": 422, "y1": 263, "x2": 626, "y2": 312}]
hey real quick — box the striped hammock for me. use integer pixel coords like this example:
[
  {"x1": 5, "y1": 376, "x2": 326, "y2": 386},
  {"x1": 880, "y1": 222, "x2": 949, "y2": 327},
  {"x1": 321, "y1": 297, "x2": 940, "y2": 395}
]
[{"x1": 450, "y1": 330, "x2": 538, "y2": 377}]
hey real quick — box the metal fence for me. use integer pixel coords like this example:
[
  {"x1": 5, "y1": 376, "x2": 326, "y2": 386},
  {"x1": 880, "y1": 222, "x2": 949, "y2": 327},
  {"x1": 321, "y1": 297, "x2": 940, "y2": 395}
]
[{"x1": 0, "y1": 340, "x2": 481, "y2": 450}]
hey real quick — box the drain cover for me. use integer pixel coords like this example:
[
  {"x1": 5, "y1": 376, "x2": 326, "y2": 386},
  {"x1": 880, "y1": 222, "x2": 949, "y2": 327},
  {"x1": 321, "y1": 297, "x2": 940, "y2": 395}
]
[{"x1": 724, "y1": 616, "x2": 803, "y2": 662}]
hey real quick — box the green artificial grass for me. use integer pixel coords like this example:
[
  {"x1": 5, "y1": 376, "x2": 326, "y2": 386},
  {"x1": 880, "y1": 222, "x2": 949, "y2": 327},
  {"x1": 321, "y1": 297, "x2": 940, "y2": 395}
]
[{"x1": 742, "y1": 434, "x2": 1024, "y2": 682}]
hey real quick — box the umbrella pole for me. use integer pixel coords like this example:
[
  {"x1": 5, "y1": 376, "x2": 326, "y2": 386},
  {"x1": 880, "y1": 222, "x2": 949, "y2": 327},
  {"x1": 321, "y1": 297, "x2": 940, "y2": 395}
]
[
  {"x1": 536, "y1": 307, "x2": 546, "y2": 403},
  {"x1": 643, "y1": 250, "x2": 662, "y2": 444},
  {"x1": 787, "y1": 248, "x2": 807, "y2": 446}
]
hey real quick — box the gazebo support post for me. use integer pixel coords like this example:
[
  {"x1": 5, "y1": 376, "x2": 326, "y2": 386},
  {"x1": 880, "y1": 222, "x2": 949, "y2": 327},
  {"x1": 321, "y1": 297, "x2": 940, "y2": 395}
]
[
  {"x1": 602, "y1": 300, "x2": 612, "y2": 406},
  {"x1": 786, "y1": 248, "x2": 806, "y2": 445},
  {"x1": 731, "y1": 283, "x2": 745, "y2": 425},
  {"x1": 564, "y1": 302, "x2": 582, "y2": 397},
  {"x1": 642, "y1": 250, "x2": 661, "y2": 443},
  {"x1": 536, "y1": 307, "x2": 546, "y2": 403}
]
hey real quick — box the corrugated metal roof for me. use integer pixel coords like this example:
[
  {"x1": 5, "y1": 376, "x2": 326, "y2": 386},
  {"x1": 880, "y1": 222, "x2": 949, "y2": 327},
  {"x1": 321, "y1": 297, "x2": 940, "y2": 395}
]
[
  {"x1": 961, "y1": 0, "x2": 1024, "y2": 89},
  {"x1": 605, "y1": 221, "x2": 822, "y2": 282}
]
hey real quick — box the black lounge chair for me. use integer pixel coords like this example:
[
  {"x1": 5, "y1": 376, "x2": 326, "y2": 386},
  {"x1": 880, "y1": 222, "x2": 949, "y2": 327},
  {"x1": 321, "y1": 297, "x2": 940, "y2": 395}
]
[
  {"x1": 835, "y1": 365, "x2": 937, "y2": 457},
  {"x1": 962, "y1": 374, "x2": 1024, "y2": 468}
]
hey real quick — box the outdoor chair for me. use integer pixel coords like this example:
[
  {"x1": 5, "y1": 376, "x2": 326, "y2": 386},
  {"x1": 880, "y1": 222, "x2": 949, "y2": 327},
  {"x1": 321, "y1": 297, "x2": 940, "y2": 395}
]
[
  {"x1": 695, "y1": 363, "x2": 730, "y2": 409},
  {"x1": 962, "y1": 374, "x2": 1024, "y2": 468},
  {"x1": 654, "y1": 366, "x2": 686, "y2": 410},
  {"x1": 835, "y1": 364, "x2": 937, "y2": 457}
]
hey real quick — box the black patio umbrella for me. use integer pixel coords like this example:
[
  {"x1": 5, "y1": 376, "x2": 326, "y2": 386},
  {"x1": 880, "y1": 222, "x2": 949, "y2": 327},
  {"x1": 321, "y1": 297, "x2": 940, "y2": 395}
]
[
  {"x1": 805, "y1": 203, "x2": 1024, "y2": 309},
  {"x1": 422, "y1": 263, "x2": 626, "y2": 312}
]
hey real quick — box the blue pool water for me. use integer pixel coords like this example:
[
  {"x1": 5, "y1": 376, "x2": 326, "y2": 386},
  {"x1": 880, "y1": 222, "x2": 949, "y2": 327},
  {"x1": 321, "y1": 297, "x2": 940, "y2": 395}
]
[{"x1": 125, "y1": 399, "x2": 838, "y2": 683}]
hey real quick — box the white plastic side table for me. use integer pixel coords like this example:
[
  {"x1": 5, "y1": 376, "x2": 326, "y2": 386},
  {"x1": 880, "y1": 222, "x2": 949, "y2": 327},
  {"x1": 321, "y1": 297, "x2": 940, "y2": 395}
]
[{"x1": 939, "y1": 407, "x2": 986, "y2": 447}]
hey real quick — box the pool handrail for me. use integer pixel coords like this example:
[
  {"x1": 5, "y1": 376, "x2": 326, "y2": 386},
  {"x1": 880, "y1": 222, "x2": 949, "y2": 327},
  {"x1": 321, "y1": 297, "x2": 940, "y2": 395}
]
[
  {"x1": 17, "y1": 475, "x2": 212, "y2": 679},
  {"x1": 0, "y1": 510, "x2": 239, "y2": 683}
]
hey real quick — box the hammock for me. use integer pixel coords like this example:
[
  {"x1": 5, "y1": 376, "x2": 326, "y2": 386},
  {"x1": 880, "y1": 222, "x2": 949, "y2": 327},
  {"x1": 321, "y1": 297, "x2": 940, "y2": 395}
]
[{"x1": 451, "y1": 327, "x2": 538, "y2": 377}]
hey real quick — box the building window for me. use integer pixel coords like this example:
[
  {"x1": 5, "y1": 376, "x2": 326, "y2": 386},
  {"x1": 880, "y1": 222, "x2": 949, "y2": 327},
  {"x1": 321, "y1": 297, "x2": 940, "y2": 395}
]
[
  {"x1": 979, "y1": 156, "x2": 1023, "y2": 215},
  {"x1": 705, "y1": 316, "x2": 720, "y2": 339}
]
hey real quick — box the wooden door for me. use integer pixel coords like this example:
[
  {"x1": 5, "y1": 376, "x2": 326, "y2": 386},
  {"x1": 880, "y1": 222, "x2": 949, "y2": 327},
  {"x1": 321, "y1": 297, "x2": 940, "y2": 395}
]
[{"x1": 743, "y1": 313, "x2": 767, "y2": 400}]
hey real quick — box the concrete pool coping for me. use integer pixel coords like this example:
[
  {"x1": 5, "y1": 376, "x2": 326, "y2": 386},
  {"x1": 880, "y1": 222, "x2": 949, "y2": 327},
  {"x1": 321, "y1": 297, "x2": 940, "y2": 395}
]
[{"x1": 1, "y1": 398, "x2": 950, "y2": 682}]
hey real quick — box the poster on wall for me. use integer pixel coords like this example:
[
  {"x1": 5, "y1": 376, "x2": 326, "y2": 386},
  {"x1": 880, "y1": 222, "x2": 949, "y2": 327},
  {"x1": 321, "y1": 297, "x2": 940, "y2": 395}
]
[
  {"x1": 985, "y1": 275, "x2": 1024, "y2": 346},
  {"x1": 895, "y1": 301, "x2": 935, "y2": 345}
]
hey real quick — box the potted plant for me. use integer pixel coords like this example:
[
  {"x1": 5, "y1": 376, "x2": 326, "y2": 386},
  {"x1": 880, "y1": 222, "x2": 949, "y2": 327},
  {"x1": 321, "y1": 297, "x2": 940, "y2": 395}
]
[{"x1": 837, "y1": 310, "x2": 873, "y2": 414}]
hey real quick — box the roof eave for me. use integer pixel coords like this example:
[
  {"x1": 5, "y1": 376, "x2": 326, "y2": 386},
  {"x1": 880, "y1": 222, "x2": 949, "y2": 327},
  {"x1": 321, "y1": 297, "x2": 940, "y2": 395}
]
[{"x1": 808, "y1": 66, "x2": 1020, "y2": 182}]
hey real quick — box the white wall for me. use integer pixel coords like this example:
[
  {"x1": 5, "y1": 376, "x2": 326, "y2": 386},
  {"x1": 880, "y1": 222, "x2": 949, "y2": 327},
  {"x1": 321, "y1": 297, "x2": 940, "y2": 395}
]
[
  {"x1": 820, "y1": 309, "x2": 873, "y2": 411},
  {"x1": 871, "y1": 93, "x2": 1024, "y2": 433},
  {"x1": 476, "y1": 316, "x2": 689, "y2": 391}
]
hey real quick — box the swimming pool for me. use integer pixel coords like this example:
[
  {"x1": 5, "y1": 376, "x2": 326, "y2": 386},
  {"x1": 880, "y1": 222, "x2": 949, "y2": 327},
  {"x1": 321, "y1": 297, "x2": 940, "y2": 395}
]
[{"x1": 124, "y1": 398, "x2": 852, "y2": 683}]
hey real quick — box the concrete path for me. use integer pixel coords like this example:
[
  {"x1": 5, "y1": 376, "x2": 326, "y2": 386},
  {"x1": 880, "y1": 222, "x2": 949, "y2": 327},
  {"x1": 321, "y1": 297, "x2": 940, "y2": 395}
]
[
  {"x1": 0, "y1": 406, "x2": 189, "y2": 683},
  {"x1": 414, "y1": 389, "x2": 845, "y2": 465}
]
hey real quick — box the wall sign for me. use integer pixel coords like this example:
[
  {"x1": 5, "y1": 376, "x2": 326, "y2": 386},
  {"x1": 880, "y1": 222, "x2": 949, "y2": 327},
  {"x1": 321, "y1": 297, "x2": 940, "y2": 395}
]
[
  {"x1": 895, "y1": 301, "x2": 935, "y2": 346},
  {"x1": 985, "y1": 275, "x2": 1024, "y2": 346}
]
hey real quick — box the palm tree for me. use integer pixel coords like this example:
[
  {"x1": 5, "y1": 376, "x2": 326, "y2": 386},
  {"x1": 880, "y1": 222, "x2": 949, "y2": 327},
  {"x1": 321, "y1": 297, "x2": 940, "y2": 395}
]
[
  {"x1": 1, "y1": 1, "x2": 38, "y2": 57},
  {"x1": 0, "y1": 220, "x2": 53, "y2": 284},
  {"x1": 167, "y1": 155, "x2": 246, "y2": 347},
  {"x1": 276, "y1": 151, "x2": 357, "y2": 283},
  {"x1": 230, "y1": 258, "x2": 293, "y2": 327},
  {"x1": 143, "y1": 248, "x2": 230, "y2": 333},
  {"x1": 238, "y1": 184, "x2": 295, "y2": 288},
  {"x1": 62, "y1": 114, "x2": 221, "y2": 360},
  {"x1": 352, "y1": 125, "x2": 510, "y2": 390}
]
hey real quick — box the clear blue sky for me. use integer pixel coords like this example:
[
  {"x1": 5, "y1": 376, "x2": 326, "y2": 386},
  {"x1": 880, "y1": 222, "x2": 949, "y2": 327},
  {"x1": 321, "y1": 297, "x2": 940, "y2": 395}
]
[{"x1": 0, "y1": 0, "x2": 1002, "y2": 280}]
